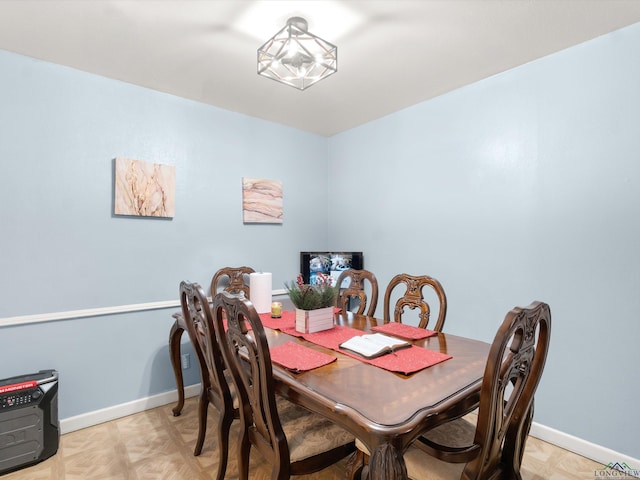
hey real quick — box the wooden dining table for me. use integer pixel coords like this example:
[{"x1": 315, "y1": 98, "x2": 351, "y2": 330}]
[{"x1": 263, "y1": 311, "x2": 491, "y2": 480}]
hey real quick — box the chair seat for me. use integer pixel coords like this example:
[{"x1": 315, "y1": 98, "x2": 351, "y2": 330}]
[
  {"x1": 351, "y1": 417, "x2": 474, "y2": 480},
  {"x1": 354, "y1": 413, "x2": 475, "y2": 456},
  {"x1": 404, "y1": 414, "x2": 476, "y2": 479},
  {"x1": 277, "y1": 396, "x2": 355, "y2": 463},
  {"x1": 417, "y1": 413, "x2": 476, "y2": 450},
  {"x1": 352, "y1": 415, "x2": 475, "y2": 480}
]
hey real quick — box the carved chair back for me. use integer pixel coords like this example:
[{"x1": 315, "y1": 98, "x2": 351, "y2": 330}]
[
  {"x1": 212, "y1": 291, "x2": 355, "y2": 479},
  {"x1": 179, "y1": 281, "x2": 235, "y2": 477},
  {"x1": 464, "y1": 301, "x2": 551, "y2": 478},
  {"x1": 212, "y1": 291, "x2": 291, "y2": 477},
  {"x1": 335, "y1": 268, "x2": 379, "y2": 317},
  {"x1": 383, "y1": 273, "x2": 447, "y2": 330},
  {"x1": 405, "y1": 302, "x2": 551, "y2": 479},
  {"x1": 211, "y1": 266, "x2": 254, "y2": 299}
]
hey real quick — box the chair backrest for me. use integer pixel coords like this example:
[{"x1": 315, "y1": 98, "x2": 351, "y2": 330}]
[
  {"x1": 335, "y1": 268, "x2": 379, "y2": 317},
  {"x1": 464, "y1": 301, "x2": 551, "y2": 479},
  {"x1": 179, "y1": 281, "x2": 233, "y2": 413},
  {"x1": 211, "y1": 266, "x2": 255, "y2": 299},
  {"x1": 211, "y1": 291, "x2": 290, "y2": 475},
  {"x1": 382, "y1": 273, "x2": 447, "y2": 330}
]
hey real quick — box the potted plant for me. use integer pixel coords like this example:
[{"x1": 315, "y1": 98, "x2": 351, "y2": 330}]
[{"x1": 286, "y1": 274, "x2": 338, "y2": 333}]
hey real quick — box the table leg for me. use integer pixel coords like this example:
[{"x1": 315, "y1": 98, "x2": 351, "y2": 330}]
[
  {"x1": 169, "y1": 314, "x2": 186, "y2": 416},
  {"x1": 368, "y1": 443, "x2": 407, "y2": 480}
]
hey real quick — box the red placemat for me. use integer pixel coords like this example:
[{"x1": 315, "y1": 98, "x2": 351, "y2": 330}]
[
  {"x1": 261, "y1": 311, "x2": 451, "y2": 375},
  {"x1": 260, "y1": 309, "x2": 342, "y2": 338},
  {"x1": 270, "y1": 341, "x2": 337, "y2": 373},
  {"x1": 301, "y1": 325, "x2": 363, "y2": 350},
  {"x1": 370, "y1": 322, "x2": 437, "y2": 340},
  {"x1": 301, "y1": 326, "x2": 451, "y2": 375},
  {"x1": 260, "y1": 311, "x2": 296, "y2": 331},
  {"x1": 341, "y1": 345, "x2": 452, "y2": 375}
]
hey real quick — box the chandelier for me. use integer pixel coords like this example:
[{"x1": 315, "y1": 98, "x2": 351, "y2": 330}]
[{"x1": 257, "y1": 17, "x2": 337, "y2": 90}]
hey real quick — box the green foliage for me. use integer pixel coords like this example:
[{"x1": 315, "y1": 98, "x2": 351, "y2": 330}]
[{"x1": 285, "y1": 281, "x2": 338, "y2": 310}]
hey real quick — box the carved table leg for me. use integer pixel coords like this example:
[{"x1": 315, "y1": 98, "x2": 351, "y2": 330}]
[
  {"x1": 169, "y1": 313, "x2": 186, "y2": 416},
  {"x1": 368, "y1": 443, "x2": 407, "y2": 480}
]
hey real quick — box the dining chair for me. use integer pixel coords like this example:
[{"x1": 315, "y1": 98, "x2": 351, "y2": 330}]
[
  {"x1": 170, "y1": 266, "x2": 254, "y2": 416},
  {"x1": 402, "y1": 301, "x2": 552, "y2": 480},
  {"x1": 179, "y1": 281, "x2": 237, "y2": 480},
  {"x1": 383, "y1": 273, "x2": 448, "y2": 330},
  {"x1": 335, "y1": 268, "x2": 379, "y2": 317},
  {"x1": 210, "y1": 265, "x2": 254, "y2": 299},
  {"x1": 211, "y1": 290, "x2": 356, "y2": 480}
]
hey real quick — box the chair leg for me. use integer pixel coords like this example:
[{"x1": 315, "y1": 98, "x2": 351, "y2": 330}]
[
  {"x1": 214, "y1": 407, "x2": 234, "y2": 480},
  {"x1": 169, "y1": 319, "x2": 186, "y2": 416},
  {"x1": 345, "y1": 449, "x2": 367, "y2": 480},
  {"x1": 505, "y1": 402, "x2": 534, "y2": 480},
  {"x1": 271, "y1": 449, "x2": 290, "y2": 480},
  {"x1": 272, "y1": 464, "x2": 284, "y2": 480},
  {"x1": 237, "y1": 428, "x2": 251, "y2": 480},
  {"x1": 194, "y1": 390, "x2": 208, "y2": 456}
]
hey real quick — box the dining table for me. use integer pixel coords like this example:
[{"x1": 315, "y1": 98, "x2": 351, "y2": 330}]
[{"x1": 261, "y1": 309, "x2": 491, "y2": 480}]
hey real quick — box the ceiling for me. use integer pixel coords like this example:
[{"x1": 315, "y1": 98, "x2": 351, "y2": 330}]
[{"x1": 1, "y1": 1, "x2": 640, "y2": 137}]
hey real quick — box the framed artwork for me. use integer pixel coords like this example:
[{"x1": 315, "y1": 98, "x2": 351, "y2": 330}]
[
  {"x1": 114, "y1": 157, "x2": 176, "y2": 218},
  {"x1": 242, "y1": 177, "x2": 283, "y2": 224}
]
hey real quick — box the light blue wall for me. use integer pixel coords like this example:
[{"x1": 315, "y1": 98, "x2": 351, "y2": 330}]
[
  {"x1": 1, "y1": 21, "x2": 639, "y2": 462},
  {"x1": 0, "y1": 50, "x2": 328, "y2": 415},
  {"x1": 328, "y1": 23, "x2": 640, "y2": 459}
]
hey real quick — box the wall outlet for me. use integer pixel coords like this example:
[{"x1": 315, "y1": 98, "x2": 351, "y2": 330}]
[{"x1": 181, "y1": 353, "x2": 190, "y2": 370}]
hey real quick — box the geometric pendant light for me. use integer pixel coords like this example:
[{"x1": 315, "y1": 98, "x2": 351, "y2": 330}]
[{"x1": 257, "y1": 17, "x2": 337, "y2": 90}]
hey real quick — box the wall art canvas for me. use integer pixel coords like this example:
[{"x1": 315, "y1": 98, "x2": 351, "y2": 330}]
[
  {"x1": 242, "y1": 177, "x2": 283, "y2": 224},
  {"x1": 114, "y1": 157, "x2": 176, "y2": 218}
]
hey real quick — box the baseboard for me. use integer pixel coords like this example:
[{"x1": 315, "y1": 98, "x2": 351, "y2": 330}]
[
  {"x1": 59, "y1": 386, "x2": 639, "y2": 475},
  {"x1": 529, "y1": 422, "x2": 640, "y2": 475},
  {"x1": 59, "y1": 383, "x2": 202, "y2": 434}
]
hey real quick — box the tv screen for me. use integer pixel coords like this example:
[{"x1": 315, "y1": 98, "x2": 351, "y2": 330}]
[{"x1": 300, "y1": 252, "x2": 364, "y2": 287}]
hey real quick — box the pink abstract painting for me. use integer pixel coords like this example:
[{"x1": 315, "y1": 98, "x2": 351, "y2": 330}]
[
  {"x1": 242, "y1": 177, "x2": 283, "y2": 224},
  {"x1": 114, "y1": 158, "x2": 176, "y2": 218}
]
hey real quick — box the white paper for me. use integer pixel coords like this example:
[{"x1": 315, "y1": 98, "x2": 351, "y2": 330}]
[{"x1": 249, "y1": 272, "x2": 272, "y2": 314}]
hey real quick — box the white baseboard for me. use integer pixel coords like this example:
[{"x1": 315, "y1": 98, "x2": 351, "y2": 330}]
[
  {"x1": 59, "y1": 386, "x2": 639, "y2": 474},
  {"x1": 59, "y1": 383, "x2": 202, "y2": 434},
  {"x1": 529, "y1": 422, "x2": 640, "y2": 473}
]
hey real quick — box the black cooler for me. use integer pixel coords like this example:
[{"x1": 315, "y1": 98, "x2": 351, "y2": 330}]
[{"x1": 0, "y1": 369, "x2": 59, "y2": 475}]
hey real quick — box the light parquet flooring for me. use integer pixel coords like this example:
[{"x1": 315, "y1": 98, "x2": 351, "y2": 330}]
[{"x1": 3, "y1": 397, "x2": 604, "y2": 479}]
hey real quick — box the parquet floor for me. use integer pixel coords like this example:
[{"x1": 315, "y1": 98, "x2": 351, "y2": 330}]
[{"x1": 3, "y1": 397, "x2": 603, "y2": 479}]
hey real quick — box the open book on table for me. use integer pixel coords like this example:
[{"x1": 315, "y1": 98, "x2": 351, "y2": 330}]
[{"x1": 339, "y1": 333, "x2": 411, "y2": 359}]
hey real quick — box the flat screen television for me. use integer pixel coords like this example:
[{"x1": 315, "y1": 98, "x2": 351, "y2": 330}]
[{"x1": 300, "y1": 251, "x2": 364, "y2": 287}]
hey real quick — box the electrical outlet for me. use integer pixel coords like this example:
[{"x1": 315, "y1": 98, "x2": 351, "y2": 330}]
[{"x1": 181, "y1": 353, "x2": 190, "y2": 369}]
